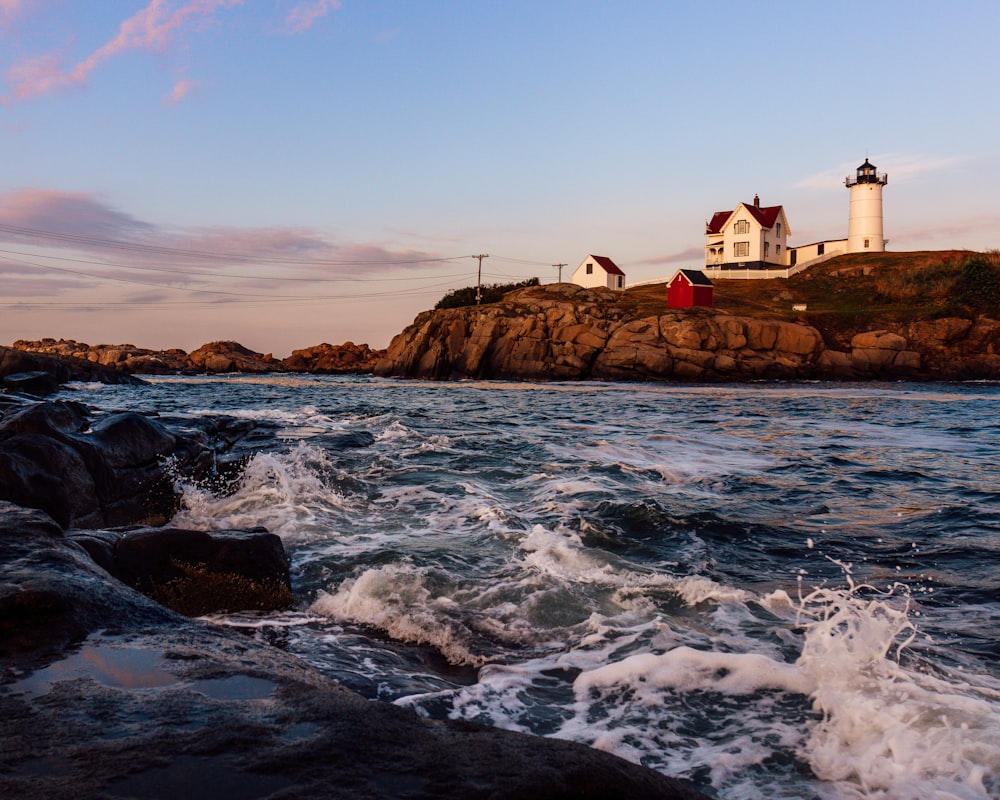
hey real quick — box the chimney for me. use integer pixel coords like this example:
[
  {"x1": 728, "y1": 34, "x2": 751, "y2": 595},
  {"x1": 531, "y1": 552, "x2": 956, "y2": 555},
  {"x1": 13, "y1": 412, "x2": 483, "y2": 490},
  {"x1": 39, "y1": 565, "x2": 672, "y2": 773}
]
[{"x1": 754, "y1": 194, "x2": 760, "y2": 208}]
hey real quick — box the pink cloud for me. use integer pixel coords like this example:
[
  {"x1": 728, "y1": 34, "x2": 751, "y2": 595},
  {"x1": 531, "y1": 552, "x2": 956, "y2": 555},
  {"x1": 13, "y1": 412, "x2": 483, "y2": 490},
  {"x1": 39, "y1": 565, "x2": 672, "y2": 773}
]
[
  {"x1": 164, "y1": 77, "x2": 197, "y2": 106},
  {"x1": 0, "y1": 188, "x2": 449, "y2": 285},
  {"x1": 0, "y1": 188, "x2": 153, "y2": 238},
  {"x1": 6, "y1": 0, "x2": 244, "y2": 102},
  {"x1": 284, "y1": 0, "x2": 341, "y2": 34},
  {"x1": 0, "y1": 0, "x2": 29, "y2": 25}
]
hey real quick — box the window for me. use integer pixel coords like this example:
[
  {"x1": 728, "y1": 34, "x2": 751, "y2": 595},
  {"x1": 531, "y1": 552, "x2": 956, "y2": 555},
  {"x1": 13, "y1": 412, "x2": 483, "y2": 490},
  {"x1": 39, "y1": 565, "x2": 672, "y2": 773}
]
[
  {"x1": 817, "y1": 242, "x2": 825, "y2": 256},
  {"x1": 734, "y1": 241, "x2": 749, "y2": 258},
  {"x1": 586, "y1": 263, "x2": 593, "y2": 274},
  {"x1": 764, "y1": 241, "x2": 770, "y2": 257},
  {"x1": 864, "y1": 238, "x2": 870, "y2": 248},
  {"x1": 776, "y1": 223, "x2": 782, "y2": 237},
  {"x1": 734, "y1": 219, "x2": 750, "y2": 234},
  {"x1": 617, "y1": 276, "x2": 624, "y2": 288},
  {"x1": 776, "y1": 245, "x2": 781, "y2": 256}
]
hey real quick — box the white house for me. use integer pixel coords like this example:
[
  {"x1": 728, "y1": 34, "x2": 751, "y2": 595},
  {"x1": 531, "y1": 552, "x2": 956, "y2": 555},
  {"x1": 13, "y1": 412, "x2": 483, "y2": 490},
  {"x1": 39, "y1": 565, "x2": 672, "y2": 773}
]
[
  {"x1": 572, "y1": 255, "x2": 626, "y2": 290},
  {"x1": 705, "y1": 195, "x2": 791, "y2": 271}
]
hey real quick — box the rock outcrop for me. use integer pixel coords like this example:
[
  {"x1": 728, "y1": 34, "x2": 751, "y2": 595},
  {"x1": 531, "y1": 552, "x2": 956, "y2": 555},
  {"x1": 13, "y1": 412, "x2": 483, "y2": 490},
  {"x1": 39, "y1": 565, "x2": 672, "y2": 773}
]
[
  {"x1": 375, "y1": 284, "x2": 1000, "y2": 382},
  {"x1": 9, "y1": 338, "x2": 189, "y2": 373},
  {"x1": 10, "y1": 338, "x2": 386, "y2": 377},
  {"x1": 282, "y1": 341, "x2": 383, "y2": 373},
  {"x1": 187, "y1": 340, "x2": 286, "y2": 373},
  {"x1": 0, "y1": 345, "x2": 142, "y2": 392}
]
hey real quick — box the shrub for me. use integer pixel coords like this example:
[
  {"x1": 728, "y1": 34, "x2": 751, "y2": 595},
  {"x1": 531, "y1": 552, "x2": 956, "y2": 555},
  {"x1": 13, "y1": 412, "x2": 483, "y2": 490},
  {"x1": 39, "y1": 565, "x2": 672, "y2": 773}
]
[
  {"x1": 955, "y1": 254, "x2": 1000, "y2": 313},
  {"x1": 435, "y1": 277, "x2": 540, "y2": 310}
]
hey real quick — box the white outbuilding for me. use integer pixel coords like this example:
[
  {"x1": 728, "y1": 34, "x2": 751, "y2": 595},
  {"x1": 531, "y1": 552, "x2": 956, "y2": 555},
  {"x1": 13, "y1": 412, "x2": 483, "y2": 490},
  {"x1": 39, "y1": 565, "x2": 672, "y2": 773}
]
[{"x1": 571, "y1": 255, "x2": 626, "y2": 291}]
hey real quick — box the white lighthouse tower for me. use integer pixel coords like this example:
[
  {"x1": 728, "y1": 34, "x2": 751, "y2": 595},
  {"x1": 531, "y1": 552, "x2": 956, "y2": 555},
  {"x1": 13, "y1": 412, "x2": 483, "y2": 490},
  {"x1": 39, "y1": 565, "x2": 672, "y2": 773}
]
[{"x1": 845, "y1": 158, "x2": 888, "y2": 253}]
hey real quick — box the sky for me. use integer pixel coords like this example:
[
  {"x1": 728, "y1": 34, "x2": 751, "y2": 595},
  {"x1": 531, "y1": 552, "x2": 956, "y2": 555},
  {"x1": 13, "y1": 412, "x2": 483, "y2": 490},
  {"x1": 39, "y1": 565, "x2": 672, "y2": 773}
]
[{"x1": 1, "y1": 0, "x2": 998, "y2": 356}]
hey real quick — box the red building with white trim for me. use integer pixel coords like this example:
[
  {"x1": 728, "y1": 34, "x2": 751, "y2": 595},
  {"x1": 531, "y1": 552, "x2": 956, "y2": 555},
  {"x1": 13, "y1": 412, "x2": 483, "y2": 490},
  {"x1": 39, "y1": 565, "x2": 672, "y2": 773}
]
[{"x1": 667, "y1": 269, "x2": 714, "y2": 308}]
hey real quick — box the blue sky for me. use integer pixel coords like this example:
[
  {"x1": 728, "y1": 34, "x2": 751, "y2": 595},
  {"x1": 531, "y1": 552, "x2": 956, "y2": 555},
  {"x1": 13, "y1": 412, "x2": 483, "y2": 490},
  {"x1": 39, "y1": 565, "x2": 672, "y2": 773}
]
[{"x1": 2, "y1": 0, "x2": 997, "y2": 354}]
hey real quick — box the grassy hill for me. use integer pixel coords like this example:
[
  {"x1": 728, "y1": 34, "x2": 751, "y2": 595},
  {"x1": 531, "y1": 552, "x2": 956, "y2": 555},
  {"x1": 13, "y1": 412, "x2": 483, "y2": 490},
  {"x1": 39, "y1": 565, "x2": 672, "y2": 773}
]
[{"x1": 624, "y1": 250, "x2": 999, "y2": 348}]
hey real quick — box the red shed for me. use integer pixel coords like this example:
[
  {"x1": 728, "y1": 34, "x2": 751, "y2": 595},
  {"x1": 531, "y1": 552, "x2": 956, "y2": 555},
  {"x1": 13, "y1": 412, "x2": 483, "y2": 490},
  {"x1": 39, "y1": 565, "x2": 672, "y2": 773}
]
[{"x1": 667, "y1": 269, "x2": 714, "y2": 308}]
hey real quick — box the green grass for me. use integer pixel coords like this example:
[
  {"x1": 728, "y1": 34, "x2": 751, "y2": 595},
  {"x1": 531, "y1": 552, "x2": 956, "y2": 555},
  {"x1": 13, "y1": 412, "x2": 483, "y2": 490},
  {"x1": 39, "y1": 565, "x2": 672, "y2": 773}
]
[{"x1": 624, "y1": 250, "x2": 999, "y2": 343}]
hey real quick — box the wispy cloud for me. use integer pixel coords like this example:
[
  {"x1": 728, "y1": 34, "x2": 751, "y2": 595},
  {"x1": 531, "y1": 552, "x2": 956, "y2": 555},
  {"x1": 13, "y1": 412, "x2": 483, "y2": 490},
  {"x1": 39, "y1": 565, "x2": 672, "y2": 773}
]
[
  {"x1": 0, "y1": 0, "x2": 29, "y2": 27},
  {"x1": 0, "y1": 188, "x2": 154, "y2": 238},
  {"x1": 164, "y1": 77, "x2": 197, "y2": 106},
  {"x1": 636, "y1": 246, "x2": 704, "y2": 266},
  {"x1": 794, "y1": 153, "x2": 968, "y2": 190},
  {"x1": 283, "y1": 0, "x2": 341, "y2": 34},
  {"x1": 889, "y1": 214, "x2": 1000, "y2": 247},
  {"x1": 4, "y1": 0, "x2": 244, "y2": 102},
  {"x1": 0, "y1": 188, "x2": 450, "y2": 303}
]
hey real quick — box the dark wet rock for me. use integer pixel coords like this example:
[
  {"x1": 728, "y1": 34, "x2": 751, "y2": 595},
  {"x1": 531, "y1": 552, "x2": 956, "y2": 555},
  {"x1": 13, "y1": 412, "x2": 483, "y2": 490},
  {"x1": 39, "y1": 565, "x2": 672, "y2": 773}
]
[
  {"x1": 0, "y1": 402, "x2": 212, "y2": 528},
  {"x1": 108, "y1": 526, "x2": 293, "y2": 616},
  {"x1": 0, "y1": 371, "x2": 61, "y2": 396},
  {"x1": 0, "y1": 503, "x2": 709, "y2": 800}
]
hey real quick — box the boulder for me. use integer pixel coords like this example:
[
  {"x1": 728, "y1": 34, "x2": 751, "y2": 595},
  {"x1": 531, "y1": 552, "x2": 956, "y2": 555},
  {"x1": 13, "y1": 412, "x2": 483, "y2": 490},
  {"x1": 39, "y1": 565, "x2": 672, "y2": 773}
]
[
  {"x1": 76, "y1": 526, "x2": 294, "y2": 616},
  {"x1": 0, "y1": 402, "x2": 212, "y2": 528},
  {"x1": 283, "y1": 341, "x2": 385, "y2": 373},
  {"x1": 0, "y1": 371, "x2": 61, "y2": 396},
  {"x1": 187, "y1": 341, "x2": 285, "y2": 374}
]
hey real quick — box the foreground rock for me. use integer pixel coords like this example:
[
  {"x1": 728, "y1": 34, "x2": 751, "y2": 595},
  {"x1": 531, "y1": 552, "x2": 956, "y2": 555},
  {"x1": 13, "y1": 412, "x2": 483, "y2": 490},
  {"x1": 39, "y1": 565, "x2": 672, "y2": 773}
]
[
  {"x1": 375, "y1": 284, "x2": 1000, "y2": 381},
  {"x1": 71, "y1": 526, "x2": 294, "y2": 616},
  {"x1": 0, "y1": 400, "x2": 212, "y2": 528},
  {"x1": 0, "y1": 504, "x2": 708, "y2": 800}
]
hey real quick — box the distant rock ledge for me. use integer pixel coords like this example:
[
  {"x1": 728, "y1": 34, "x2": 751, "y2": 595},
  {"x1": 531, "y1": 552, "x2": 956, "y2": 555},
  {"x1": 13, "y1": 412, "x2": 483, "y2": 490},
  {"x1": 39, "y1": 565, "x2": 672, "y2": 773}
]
[
  {"x1": 374, "y1": 284, "x2": 1000, "y2": 382},
  {"x1": 6, "y1": 339, "x2": 385, "y2": 378}
]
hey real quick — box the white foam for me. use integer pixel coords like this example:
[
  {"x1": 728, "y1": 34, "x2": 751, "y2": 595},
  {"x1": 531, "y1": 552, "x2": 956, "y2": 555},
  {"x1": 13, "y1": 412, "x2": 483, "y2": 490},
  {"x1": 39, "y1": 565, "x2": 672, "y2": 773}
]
[
  {"x1": 795, "y1": 581, "x2": 1000, "y2": 798},
  {"x1": 553, "y1": 578, "x2": 1000, "y2": 799},
  {"x1": 310, "y1": 563, "x2": 489, "y2": 667},
  {"x1": 172, "y1": 442, "x2": 354, "y2": 541}
]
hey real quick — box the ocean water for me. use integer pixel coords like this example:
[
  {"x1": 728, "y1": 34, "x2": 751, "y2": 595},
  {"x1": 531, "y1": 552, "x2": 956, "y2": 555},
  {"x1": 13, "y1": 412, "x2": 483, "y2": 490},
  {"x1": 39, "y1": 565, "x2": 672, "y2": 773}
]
[{"x1": 62, "y1": 376, "x2": 1000, "y2": 799}]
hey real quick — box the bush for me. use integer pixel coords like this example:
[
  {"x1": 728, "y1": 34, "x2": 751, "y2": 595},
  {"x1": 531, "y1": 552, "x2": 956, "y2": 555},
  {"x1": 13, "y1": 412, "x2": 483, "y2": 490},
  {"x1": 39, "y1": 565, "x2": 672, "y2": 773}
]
[
  {"x1": 955, "y1": 254, "x2": 1000, "y2": 313},
  {"x1": 435, "y1": 277, "x2": 540, "y2": 310}
]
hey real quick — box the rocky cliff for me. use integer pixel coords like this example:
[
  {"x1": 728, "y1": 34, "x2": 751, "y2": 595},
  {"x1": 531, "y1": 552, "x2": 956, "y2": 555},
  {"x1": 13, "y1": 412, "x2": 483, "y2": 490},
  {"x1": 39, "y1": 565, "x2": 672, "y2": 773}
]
[{"x1": 375, "y1": 284, "x2": 1000, "y2": 382}]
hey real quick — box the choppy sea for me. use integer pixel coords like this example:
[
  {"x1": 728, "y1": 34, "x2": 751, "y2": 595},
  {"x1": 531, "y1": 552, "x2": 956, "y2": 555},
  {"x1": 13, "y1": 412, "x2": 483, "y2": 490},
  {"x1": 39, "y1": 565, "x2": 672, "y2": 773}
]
[{"x1": 61, "y1": 376, "x2": 1000, "y2": 800}]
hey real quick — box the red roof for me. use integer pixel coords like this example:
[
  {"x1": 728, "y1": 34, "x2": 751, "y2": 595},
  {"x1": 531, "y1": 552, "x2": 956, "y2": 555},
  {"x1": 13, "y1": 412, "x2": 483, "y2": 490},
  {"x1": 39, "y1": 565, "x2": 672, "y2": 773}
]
[
  {"x1": 706, "y1": 203, "x2": 783, "y2": 234},
  {"x1": 589, "y1": 255, "x2": 624, "y2": 276}
]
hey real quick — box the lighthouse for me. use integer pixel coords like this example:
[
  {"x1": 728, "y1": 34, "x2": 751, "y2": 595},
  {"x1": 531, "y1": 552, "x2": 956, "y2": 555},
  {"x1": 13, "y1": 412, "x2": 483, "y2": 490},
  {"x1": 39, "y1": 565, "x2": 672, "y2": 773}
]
[{"x1": 845, "y1": 158, "x2": 888, "y2": 253}]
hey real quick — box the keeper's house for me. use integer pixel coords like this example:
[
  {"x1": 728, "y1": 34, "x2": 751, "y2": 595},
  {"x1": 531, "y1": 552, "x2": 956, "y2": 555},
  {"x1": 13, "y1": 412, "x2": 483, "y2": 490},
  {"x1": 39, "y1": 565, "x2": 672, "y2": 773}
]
[
  {"x1": 572, "y1": 255, "x2": 626, "y2": 291},
  {"x1": 667, "y1": 269, "x2": 714, "y2": 308},
  {"x1": 705, "y1": 195, "x2": 790, "y2": 271}
]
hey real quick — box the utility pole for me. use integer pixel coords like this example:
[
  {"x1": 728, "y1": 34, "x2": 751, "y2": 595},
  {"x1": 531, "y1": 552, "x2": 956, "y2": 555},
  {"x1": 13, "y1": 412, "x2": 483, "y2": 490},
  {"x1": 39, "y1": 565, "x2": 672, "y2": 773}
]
[
  {"x1": 553, "y1": 263, "x2": 567, "y2": 283},
  {"x1": 473, "y1": 254, "x2": 489, "y2": 305}
]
